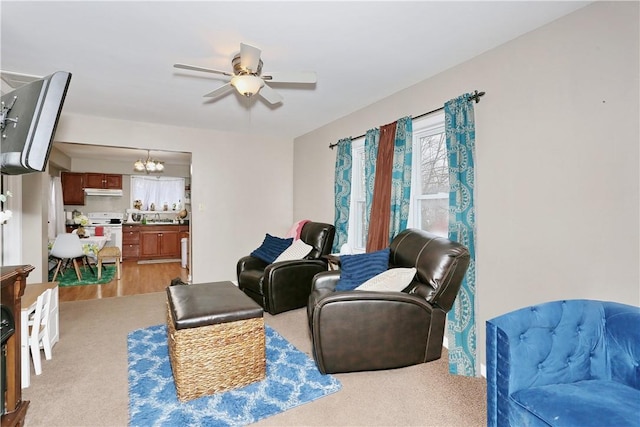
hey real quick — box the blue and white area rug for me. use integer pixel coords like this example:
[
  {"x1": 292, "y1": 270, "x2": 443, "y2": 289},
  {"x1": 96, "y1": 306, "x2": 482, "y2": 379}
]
[{"x1": 128, "y1": 324, "x2": 341, "y2": 426}]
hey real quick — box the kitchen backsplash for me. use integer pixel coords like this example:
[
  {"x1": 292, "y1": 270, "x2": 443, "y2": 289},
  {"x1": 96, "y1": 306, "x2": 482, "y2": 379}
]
[{"x1": 68, "y1": 194, "x2": 131, "y2": 214}]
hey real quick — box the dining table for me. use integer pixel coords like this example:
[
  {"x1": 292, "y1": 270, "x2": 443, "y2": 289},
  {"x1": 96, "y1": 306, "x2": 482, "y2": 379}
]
[
  {"x1": 20, "y1": 282, "x2": 59, "y2": 388},
  {"x1": 77, "y1": 235, "x2": 110, "y2": 259},
  {"x1": 48, "y1": 234, "x2": 110, "y2": 274}
]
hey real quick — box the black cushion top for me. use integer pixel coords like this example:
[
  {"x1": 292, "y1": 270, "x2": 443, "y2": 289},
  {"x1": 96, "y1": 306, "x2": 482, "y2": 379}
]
[{"x1": 167, "y1": 281, "x2": 263, "y2": 330}]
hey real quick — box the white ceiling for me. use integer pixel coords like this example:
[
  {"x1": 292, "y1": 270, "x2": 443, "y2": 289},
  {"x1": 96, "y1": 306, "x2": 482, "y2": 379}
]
[{"x1": 1, "y1": 1, "x2": 590, "y2": 162}]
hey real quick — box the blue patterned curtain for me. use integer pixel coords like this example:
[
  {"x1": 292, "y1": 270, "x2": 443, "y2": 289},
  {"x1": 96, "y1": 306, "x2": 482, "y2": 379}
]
[
  {"x1": 363, "y1": 128, "x2": 380, "y2": 243},
  {"x1": 332, "y1": 138, "x2": 352, "y2": 253},
  {"x1": 388, "y1": 116, "x2": 413, "y2": 242},
  {"x1": 445, "y1": 93, "x2": 477, "y2": 377}
]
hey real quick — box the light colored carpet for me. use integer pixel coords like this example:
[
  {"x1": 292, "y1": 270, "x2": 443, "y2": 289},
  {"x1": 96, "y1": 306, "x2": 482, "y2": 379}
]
[{"x1": 22, "y1": 292, "x2": 487, "y2": 426}]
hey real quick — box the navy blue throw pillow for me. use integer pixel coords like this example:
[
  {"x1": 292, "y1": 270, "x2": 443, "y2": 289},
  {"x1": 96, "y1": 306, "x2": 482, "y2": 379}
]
[
  {"x1": 250, "y1": 234, "x2": 293, "y2": 264},
  {"x1": 335, "y1": 247, "x2": 390, "y2": 291}
]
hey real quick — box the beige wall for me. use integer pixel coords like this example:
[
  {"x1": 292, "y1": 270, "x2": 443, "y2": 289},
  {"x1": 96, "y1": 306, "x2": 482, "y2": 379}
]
[
  {"x1": 293, "y1": 1, "x2": 640, "y2": 368},
  {"x1": 21, "y1": 114, "x2": 294, "y2": 284}
]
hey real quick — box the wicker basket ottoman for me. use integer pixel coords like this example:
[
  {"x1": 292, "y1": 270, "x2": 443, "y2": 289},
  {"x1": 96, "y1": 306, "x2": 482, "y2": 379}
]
[{"x1": 166, "y1": 281, "x2": 265, "y2": 402}]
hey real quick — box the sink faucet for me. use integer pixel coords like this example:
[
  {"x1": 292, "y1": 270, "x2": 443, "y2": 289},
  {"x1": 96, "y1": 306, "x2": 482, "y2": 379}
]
[{"x1": 155, "y1": 213, "x2": 161, "y2": 222}]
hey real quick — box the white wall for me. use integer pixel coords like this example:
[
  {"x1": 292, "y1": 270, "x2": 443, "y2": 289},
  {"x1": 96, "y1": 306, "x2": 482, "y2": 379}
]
[
  {"x1": 20, "y1": 172, "x2": 49, "y2": 280},
  {"x1": 294, "y1": 1, "x2": 639, "y2": 367},
  {"x1": 22, "y1": 114, "x2": 294, "y2": 284}
]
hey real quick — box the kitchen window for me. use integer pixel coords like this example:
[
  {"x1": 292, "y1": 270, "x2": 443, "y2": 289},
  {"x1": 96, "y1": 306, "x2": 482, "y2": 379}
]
[{"x1": 131, "y1": 176, "x2": 185, "y2": 211}]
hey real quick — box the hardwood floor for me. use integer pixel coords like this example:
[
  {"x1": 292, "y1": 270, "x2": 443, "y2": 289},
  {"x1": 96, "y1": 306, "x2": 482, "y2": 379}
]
[{"x1": 58, "y1": 260, "x2": 189, "y2": 302}]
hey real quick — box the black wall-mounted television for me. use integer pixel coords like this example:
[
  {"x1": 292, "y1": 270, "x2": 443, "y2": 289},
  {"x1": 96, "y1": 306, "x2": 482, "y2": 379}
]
[{"x1": 1, "y1": 71, "x2": 72, "y2": 175}]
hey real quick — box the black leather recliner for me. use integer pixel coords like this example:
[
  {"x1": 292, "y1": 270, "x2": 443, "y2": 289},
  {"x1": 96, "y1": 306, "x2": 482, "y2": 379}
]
[
  {"x1": 307, "y1": 228, "x2": 470, "y2": 374},
  {"x1": 237, "y1": 221, "x2": 335, "y2": 315}
]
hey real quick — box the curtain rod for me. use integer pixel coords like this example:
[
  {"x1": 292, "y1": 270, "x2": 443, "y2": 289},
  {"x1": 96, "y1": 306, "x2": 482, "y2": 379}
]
[{"x1": 328, "y1": 90, "x2": 485, "y2": 149}]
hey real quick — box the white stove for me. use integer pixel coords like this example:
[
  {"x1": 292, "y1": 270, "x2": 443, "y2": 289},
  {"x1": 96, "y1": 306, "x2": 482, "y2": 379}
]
[
  {"x1": 87, "y1": 212, "x2": 124, "y2": 226},
  {"x1": 86, "y1": 212, "x2": 124, "y2": 262}
]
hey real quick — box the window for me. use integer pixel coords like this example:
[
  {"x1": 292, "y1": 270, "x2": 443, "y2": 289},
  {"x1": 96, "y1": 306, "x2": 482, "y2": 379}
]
[
  {"x1": 131, "y1": 176, "x2": 185, "y2": 211},
  {"x1": 347, "y1": 113, "x2": 448, "y2": 251},
  {"x1": 411, "y1": 114, "x2": 449, "y2": 237},
  {"x1": 348, "y1": 141, "x2": 366, "y2": 251}
]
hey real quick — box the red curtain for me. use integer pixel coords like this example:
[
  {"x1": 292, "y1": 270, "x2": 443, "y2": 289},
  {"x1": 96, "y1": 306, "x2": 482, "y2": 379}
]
[{"x1": 366, "y1": 121, "x2": 397, "y2": 252}]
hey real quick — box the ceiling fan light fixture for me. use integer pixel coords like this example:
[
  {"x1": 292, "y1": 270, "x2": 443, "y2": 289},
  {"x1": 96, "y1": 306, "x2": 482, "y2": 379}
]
[{"x1": 231, "y1": 75, "x2": 264, "y2": 97}]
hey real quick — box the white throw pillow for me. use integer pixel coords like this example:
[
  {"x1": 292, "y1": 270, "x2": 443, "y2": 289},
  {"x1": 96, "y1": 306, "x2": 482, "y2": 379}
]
[
  {"x1": 274, "y1": 239, "x2": 313, "y2": 262},
  {"x1": 355, "y1": 267, "x2": 417, "y2": 292}
]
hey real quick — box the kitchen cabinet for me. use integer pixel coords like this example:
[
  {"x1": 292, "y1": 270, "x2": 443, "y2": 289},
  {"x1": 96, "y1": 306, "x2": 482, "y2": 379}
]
[
  {"x1": 61, "y1": 172, "x2": 122, "y2": 205},
  {"x1": 85, "y1": 173, "x2": 122, "y2": 189},
  {"x1": 122, "y1": 225, "x2": 140, "y2": 260},
  {"x1": 140, "y1": 226, "x2": 181, "y2": 259},
  {"x1": 61, "y1": 172, "x2": 85, "y2": 205}
]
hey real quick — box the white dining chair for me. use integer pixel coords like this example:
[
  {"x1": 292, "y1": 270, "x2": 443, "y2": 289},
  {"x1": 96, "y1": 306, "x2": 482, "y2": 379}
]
[
  {"x1": 49, "y1": 233, "x2": 86, "y2": 281},
  {"x1": 28, "y1": 288, "x2": 53, "y2": 376}
]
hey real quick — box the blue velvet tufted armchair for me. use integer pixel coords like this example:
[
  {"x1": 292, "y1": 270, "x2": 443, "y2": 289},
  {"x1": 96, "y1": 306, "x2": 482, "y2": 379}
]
[{"x1": 486, "y1": 299, "x2": 640, "y2": 427}]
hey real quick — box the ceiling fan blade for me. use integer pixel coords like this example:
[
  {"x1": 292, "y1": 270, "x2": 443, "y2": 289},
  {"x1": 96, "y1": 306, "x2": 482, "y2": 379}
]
[
  {"x1": 262, "y1": 71, "x2": 317, "y2": 84},
  {"x1": 174, "y1": 63, "x2": 233, "y2": 77},
  {"x1": 240, "y1": 43, "x2": 262, "y2": 73},
  {"x1": 203, "y1": 83, "x2": 234, "y2": 98},
  {"x1": 259, "y1": 83, "x2": 283, "y2": 105}
]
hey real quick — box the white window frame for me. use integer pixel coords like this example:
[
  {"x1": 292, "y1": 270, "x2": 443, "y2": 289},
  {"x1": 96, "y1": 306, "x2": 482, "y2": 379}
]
[
  {"x1": 407, "y1": 112, "x2": 448, "y2": 236},
  {"x1": 347, "y1": 138, "x2": 366, "y2": 253}
]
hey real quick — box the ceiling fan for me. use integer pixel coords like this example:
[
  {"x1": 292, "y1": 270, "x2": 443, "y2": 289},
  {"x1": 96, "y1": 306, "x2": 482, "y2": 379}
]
[{"x1": 174, "y1": 43, "x2": 317, "y2": 105}]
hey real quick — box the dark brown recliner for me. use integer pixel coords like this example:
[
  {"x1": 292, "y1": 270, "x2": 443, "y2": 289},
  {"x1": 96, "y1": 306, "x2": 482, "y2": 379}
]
[
  {"x1": 307, "y1": 228, "x2": 470, "y2": 374},
  {"x1": 237, "y1": 221, "x2": 335, "y2": 315}
]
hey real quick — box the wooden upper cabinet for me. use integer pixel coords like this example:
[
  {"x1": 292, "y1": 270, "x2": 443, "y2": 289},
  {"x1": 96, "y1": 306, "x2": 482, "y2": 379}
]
[
  {"x1": 85, "y1": 173, "x2": 122, "y2": 189},
  {"x1": 105, "y1": 174, "x2": 122, "y2": 189},
  {"x1": 61, "y1": 172, "x2": 85, "y2": 205},
  {"x1": 61, "y1": 172, "x2": 123, "y2": 205}
]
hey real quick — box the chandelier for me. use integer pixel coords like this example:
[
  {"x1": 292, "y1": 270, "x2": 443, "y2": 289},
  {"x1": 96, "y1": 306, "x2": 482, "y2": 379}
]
[{"x1": 133, "y1": 150, "x2": 164, "y2": 173}]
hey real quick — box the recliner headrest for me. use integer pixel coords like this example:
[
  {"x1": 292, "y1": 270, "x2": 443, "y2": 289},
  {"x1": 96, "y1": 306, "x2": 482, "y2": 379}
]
[
  {"x1": 300, "y1": 222, "x2": 336, "y2": 259},
  {"x1": 389, "y1": 228, "x2": 470, "y2": 311}
]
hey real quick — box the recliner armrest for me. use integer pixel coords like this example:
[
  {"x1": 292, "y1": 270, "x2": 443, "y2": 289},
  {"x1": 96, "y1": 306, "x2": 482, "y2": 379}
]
[
  {"x1": 309, "y1": 291, "x2": 438, "y2": 373},
  {"x1": 237, "y1": 255, "x2": 268, "y2": 275},
  {"x1": 311, "y1": 289, "x2": 431, "y2": 314},
  {"x1": 264, "y1": 258, "x2": 328, "y2": 283},
  {"x1": 261, "y1": 258, "x2": 329, "y2": 314},
  {"x1": 307, "y1": 270, "x2": 341, "y2": 325},
  {"x1": 311, "y1": 270, "x2": 340, "y2": 292}
]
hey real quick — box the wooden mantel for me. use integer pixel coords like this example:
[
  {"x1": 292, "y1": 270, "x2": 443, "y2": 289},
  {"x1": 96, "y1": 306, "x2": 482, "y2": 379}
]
[{"x1": 1, "y1": 265, "x2": 34, "y2": 427}]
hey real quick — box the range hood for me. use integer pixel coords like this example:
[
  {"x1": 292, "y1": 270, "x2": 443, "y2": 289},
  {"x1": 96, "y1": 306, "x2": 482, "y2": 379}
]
[{"x1": 84, "y1": 188, "x2": 123, "y2": 197}]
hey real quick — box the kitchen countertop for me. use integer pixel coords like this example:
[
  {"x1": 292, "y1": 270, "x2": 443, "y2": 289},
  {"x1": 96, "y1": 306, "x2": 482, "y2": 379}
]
[{"x1": 123, "y1": 222, "x2": 189, "y2": 226}]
